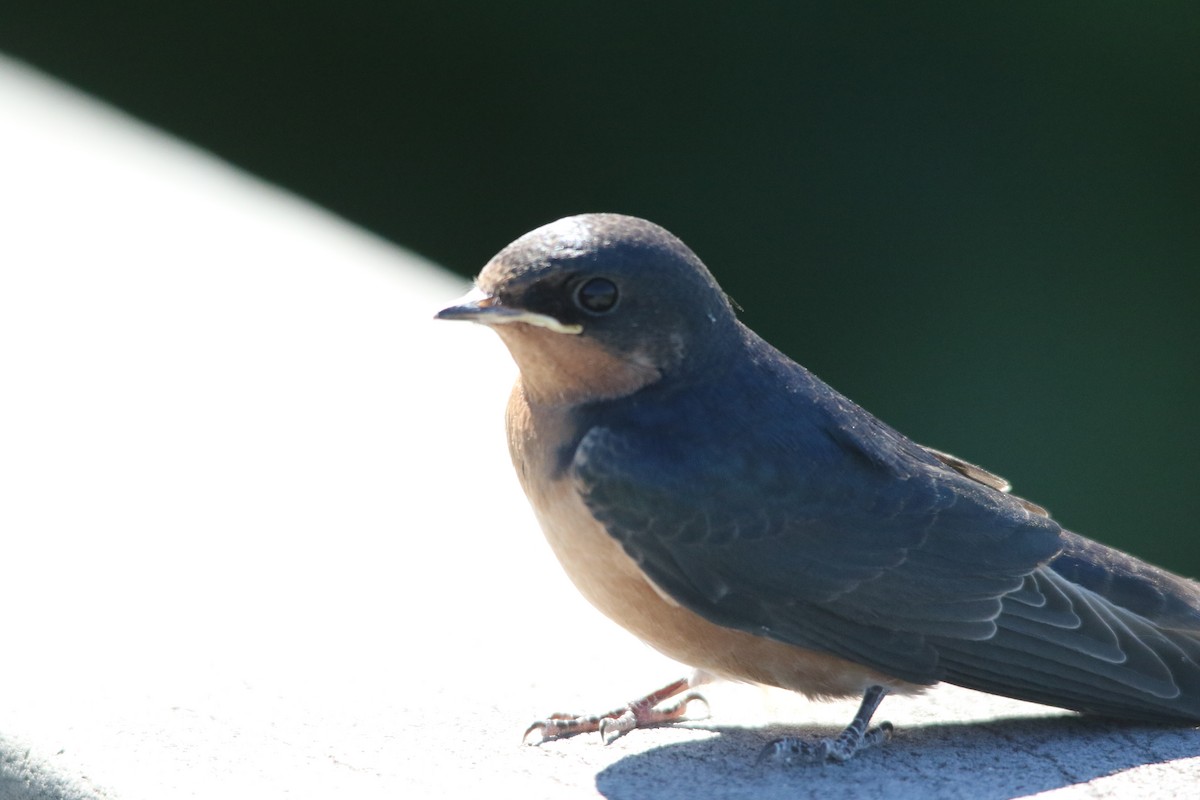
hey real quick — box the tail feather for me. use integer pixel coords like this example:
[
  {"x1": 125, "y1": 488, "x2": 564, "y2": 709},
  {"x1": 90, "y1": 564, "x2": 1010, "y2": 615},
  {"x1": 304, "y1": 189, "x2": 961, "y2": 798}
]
[{"x1": 933, "y1": 564, "x2": 1200, "y2": 723}]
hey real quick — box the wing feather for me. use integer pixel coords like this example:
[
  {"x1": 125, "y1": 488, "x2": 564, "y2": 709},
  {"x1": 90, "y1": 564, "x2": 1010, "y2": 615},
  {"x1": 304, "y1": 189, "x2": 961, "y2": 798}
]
[{"x1": 573, "y1": 357, "x2": 1200, "y2": 721}]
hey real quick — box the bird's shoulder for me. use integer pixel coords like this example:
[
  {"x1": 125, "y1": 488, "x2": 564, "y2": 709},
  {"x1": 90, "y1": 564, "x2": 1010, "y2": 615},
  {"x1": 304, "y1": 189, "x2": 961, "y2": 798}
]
[{"x1": 572, "y1": 329, "x2": 1034, "y2": 529}]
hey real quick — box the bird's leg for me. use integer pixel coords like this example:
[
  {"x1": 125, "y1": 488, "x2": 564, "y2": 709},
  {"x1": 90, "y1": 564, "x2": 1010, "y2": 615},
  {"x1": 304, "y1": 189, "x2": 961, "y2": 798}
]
[
  {"x1": 523, "y1": 672, "x2": 711, "y2": 745},
  {"x1": 758, "y1": 685, "x2": 893, "y2": 765}
]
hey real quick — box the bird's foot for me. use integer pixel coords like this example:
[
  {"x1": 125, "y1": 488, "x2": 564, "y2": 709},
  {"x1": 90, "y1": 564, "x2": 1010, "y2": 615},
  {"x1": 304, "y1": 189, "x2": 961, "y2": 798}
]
[
  {"x1": 757, "y1": 684, "x2": 893, "y2": 765},
  {"x1": 523, "y1": 675, "x2": 710, "y2": 745},
  {"x1": 757, "y1": 720, "x2": 893, "y2": 765}
]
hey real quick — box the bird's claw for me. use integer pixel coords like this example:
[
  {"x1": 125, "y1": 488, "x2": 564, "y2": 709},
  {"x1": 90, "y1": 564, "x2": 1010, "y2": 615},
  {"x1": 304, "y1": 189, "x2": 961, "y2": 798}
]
[
  {"x1": 522, "y1": 691, "x2": 709, "y2": 746},
  {"x1": 522, "y1": 713, "x2": 603, "y2": 745},
  {"x1": 757, "y1": 720, "x2": 894, "y2": 765}
]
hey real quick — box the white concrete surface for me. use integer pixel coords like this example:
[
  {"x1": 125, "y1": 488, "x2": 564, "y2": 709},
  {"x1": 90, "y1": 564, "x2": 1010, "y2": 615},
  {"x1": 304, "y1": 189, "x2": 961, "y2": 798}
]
[{"x1": 1, "y1": 53, "x2": 1198, "y2": 799}]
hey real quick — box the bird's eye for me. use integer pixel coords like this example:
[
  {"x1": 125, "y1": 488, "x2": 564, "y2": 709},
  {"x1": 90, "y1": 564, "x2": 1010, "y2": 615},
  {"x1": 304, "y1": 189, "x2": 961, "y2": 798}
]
[{"x1": 574, "y1": 278, "x2": 619, "y2": 314}]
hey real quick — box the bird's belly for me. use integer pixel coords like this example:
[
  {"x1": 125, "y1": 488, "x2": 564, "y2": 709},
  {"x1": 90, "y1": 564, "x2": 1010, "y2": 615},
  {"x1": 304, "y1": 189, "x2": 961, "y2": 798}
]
[{"x1": 526, "y1": 472, "x2": 914, "y2": 700}]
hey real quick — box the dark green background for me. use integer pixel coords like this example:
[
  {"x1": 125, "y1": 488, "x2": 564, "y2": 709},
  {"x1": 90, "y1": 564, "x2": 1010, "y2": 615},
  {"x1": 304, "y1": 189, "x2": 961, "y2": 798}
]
[{"x1": 4, "y1": 3, "x2": 1198, "y2": 572}]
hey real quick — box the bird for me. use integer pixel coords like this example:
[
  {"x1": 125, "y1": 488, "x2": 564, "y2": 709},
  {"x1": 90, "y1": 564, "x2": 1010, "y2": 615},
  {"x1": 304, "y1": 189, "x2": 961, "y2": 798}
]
[{"x1": 435, "y1": 213, "x2": 1200, "y2": 763}]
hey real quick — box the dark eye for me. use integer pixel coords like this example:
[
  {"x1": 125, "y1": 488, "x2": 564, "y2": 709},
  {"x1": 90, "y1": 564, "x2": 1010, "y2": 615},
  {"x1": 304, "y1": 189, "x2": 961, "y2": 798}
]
[{"x1": 574, "y1": 277, "x2": 619, "y2": 314}]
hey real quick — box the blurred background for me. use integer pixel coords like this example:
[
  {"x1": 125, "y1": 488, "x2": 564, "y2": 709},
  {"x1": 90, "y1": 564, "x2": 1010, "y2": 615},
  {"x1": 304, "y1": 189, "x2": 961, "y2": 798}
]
[{"x1": 2, "y1": 3, "x2": 1197, "y2": 573}]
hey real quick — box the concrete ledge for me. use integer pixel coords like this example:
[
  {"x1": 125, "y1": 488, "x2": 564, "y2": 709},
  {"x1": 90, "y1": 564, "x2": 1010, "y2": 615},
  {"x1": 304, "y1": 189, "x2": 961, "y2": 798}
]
[{"x1": 1, "y1": 54, "x2": 1198, "y2": 799}]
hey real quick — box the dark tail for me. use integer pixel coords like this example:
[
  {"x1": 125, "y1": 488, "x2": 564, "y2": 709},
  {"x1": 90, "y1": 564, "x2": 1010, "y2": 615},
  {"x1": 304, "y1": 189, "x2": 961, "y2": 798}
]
[{"x1": 934, "y1": 532, "x2": 1200, "y2": 724}]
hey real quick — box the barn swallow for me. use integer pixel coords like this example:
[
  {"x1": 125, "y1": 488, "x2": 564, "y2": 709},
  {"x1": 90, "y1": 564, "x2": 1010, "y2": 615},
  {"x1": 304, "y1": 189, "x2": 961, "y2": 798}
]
[{"x1": 436, "y1": 213, "x2": 1200, "y2": 763}]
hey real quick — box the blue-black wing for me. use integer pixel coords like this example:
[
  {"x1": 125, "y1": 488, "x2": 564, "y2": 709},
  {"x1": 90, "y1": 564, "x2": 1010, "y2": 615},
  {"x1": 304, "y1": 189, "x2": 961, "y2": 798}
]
[{"x1": 575, "y1": 348, "x2": 1200, "y2": 721}]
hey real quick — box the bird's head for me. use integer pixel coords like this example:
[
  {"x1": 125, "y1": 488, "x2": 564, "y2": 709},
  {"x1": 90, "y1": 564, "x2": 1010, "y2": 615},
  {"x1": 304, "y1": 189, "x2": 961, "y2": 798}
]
[{"x1": 437, "y1": 214, "x2": 739, "y2": 405}]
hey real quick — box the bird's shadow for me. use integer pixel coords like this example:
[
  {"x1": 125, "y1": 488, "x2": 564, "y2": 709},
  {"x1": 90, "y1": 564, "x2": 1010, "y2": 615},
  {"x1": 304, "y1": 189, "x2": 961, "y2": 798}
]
[{"x1": 593, "y1": 715, "x2": 1200, "y2": 800}]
